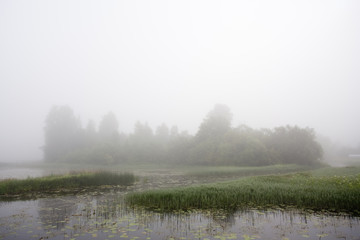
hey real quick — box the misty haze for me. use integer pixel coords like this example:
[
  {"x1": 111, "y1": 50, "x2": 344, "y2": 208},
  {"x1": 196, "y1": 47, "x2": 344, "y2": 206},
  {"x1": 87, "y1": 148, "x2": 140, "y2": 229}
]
[{"x1": 1, "y1": 1, "x2": 360, "y2": 240}]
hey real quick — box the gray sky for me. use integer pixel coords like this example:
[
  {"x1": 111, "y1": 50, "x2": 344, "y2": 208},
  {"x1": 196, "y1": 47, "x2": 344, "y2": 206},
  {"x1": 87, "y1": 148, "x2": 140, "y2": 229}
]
[{"x1": 1, "y1": 0, "x2": 360, "y2": 161}]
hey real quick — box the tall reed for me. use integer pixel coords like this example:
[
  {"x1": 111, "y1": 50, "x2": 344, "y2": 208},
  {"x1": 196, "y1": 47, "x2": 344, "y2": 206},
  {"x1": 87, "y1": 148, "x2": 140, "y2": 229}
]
[{"x1": 127, "y1": 170, "x2": 360, "y2": 214}]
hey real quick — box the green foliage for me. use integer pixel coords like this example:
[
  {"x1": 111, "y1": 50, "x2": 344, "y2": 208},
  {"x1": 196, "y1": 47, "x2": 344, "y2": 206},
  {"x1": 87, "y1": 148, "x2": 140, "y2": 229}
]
[
  {"x1": 196, "y1": 104, "x2": 232, "y2": 141},
  {"x1": 266, "y1": 126, "x2": 323, "y2": 165},
  {"x1": 0, "y1": 171, "x2": 135, "y2": 196},
  {"x1": 42, "y1": 104, "x2": 324, "y2": 167},
  {"x1": 127, "y1": 167, "x2": 360, "y2": 214},
  {"x1": 218, "y1": 127, "x2": 270, "y2": 166}
]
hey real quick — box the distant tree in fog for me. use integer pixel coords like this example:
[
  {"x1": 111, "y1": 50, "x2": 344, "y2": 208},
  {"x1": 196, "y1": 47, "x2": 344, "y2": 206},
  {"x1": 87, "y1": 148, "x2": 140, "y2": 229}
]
[
  {"x1": 42, "y1": 104, "x2": 323, "y2": 166},
  {"x1": 126, "y1": 122, "x2": 155, "y2": 162},
  {"x1": 155, "y1": 123, "x2": 169, "y2": 141},
  {"x1": 133, "y1": 121, "x2": 153, "y2": 139},
  {"x1": 266, "y1": 126, "x2": 323, "y2": 165},
  {"x1": 218, "y1": 125, "x2": 270, "y2": 166},
  {"x1": 84, "y1": 120, "x2": 97, "y2": 146},
  {"x1": 43, "y1": 105, "x2": 81, "y2": 162},
  {"x1": 170, "y1": 125, "x2": 179, "y2": 137},
  {"x1": 98, "y1": 112, "x2": 119, "y2": 141},
  {"x1": 190, "y1": 104, "x2": 232, "y2": 165},
  {"x1": 196, "y1": 104, "x2": 232, "y2": 141}
]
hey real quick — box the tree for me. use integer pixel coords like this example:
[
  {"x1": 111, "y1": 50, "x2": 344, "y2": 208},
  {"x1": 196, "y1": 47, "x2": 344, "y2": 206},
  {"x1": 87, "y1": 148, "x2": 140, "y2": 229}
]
[
  {"x1": 170, "y1": 125, "x2": 179, "y2": 137},
  {"x1": 156, "y1": 123, "x2": 169, "y2": 138},
  {"x1": 267, "y1": 126, "x2": 323, "y2": 165},
  {"x1": 154, "y1": 123, "x2": 170, "y2": 162},
  {"x1": 84, "y1": 119, "x2": 97, "y2": 147},
  {"x1": 133, "y1": 121, "x2": 153, "y2": 139},
  {"x1": 98, "y1": 112, "x2": 119, "y2": 141},
  {"x1": 218, "y1": 126, "x2": 270, "y2": 166},
  {"x1": 168, "y1": 130, "x2": 192, "y2": 164},
  {"x1": 189, "y1": 104, "x2": 233, "y2": 164},
  {"x1": 196, "y1": 104, "x2": 232, "y2": 141},
  {"x1": 43, "y1": 105, "x2": 81, "y2": 162},
  {"x1": 126, "y1": 122, "x2": 155, "y2": 162}
]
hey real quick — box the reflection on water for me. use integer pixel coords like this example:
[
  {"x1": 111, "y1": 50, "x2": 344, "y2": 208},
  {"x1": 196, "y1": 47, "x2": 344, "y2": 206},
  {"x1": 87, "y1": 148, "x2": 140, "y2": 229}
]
[
  {"x1": 38, "y1": 197, "x2": 78, "y2": 230},
  {"x1": 1, "y1": 191, "x2": 359, "y2": 240}
]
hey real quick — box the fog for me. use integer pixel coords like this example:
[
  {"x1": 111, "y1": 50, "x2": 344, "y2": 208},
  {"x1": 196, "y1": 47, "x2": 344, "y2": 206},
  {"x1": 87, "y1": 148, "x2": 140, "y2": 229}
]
[{"x1": 1, "y1": 0, "x2": 360, "y2": 162}]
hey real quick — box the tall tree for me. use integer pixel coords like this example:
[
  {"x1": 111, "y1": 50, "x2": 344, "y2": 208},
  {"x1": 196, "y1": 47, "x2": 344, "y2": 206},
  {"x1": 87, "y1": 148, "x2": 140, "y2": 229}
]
[
  {"x1": 133, "y1": 121, "x2": 153, "y2": 140},
  {"x1": 98, "y1": 112, "x2": 119, "y2": 141},
  {"x1": 196, "y1": 104, "x2": 232, "y2": 141},
  {"x1": 268, "y1": 125, "x2": 323, "y2": 165},
  {"x1": 170, "y1": 125, "x2": 179, "y2": 137},
  {"x1": 126, "y1": 121, "x2": 155, "y2": 162},
  {"x1": 155, "y1": 123, "x2": 170, "y2": 142},
  {"x1": 219, "y1": 125, "x2": 270, "y2": 166},
  {"x1": 43, "y1": 105, "x2": 81, "y2": 162},
  {"x1": 190, "y1": 104, "x2": 233, "y2": 165},
  {"x1": 84, "y1": 119, "x2": 97, "y2": 146}
]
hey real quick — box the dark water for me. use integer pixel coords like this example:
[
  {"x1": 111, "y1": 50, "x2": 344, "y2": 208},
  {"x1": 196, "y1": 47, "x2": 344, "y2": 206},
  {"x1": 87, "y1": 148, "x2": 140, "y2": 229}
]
[{"x1": 1, "y1": 190, "x2": 359, "y2": 240}]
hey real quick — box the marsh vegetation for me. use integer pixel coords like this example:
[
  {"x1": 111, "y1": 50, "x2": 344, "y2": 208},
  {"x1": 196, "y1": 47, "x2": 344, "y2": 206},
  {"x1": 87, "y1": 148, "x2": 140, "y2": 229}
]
[
  {"x1": 127, "y1": 167, "x2": 360, "y2": 214},
  {"x1": 0, "y1": 171, "x2": 134, "y2": 198},
  {"x1": 1, "y1": 164, "x2": 360, "y2": 240}
]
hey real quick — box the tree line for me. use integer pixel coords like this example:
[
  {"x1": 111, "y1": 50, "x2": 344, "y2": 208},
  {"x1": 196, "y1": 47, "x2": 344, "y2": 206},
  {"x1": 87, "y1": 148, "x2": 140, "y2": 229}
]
[{"x1": 43, "y1": 104, "x2": 323, "y2": 166}]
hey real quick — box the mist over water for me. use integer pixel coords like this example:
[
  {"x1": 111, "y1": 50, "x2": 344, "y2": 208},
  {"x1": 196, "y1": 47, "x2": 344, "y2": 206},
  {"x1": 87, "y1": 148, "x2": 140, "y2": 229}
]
[{"x1": 1, "y1": 0, "x2": 360, "y2": 162}]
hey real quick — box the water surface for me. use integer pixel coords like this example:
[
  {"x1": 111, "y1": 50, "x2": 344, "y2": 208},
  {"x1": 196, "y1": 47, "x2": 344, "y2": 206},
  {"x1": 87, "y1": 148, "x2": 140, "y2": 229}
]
[
  {"x1": 1, "y1": 167, "x2": 360, "y2": 239},
  {"x1": 1, "y1": 190, "x2": 359, "y2": 240}
]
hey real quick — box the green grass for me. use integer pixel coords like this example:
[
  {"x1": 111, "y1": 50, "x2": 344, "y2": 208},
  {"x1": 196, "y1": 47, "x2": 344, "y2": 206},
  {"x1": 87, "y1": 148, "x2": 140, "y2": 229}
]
[
  {"x1": 0, "y1": 171, "x2": 135, "y2": 196},
  {"x1": 126, "y1": 167, "x2": 360, "y2": 214},
  {"x1": 184, "y1": 164, "x2": 313, "y2": 178}
]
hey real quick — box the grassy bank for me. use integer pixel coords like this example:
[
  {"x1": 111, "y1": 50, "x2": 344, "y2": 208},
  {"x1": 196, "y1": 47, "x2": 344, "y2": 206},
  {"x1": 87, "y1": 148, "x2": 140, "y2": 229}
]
[
  {"x1": 0, "y1": 171, "x2": 135, "y2": 196},
  {"x1": 127, "y1": 167, "x2": 360, "y2": 214}
]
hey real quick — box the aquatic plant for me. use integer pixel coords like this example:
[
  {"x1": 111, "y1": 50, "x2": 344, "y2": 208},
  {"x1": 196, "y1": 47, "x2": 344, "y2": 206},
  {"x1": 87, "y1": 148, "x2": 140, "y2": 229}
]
[
  {"x1": 127, "y1": 168, "x2": 360, "y2": 214},
  {"x1": 0, "y1": 171, "x2": 135, "y2": 196}
]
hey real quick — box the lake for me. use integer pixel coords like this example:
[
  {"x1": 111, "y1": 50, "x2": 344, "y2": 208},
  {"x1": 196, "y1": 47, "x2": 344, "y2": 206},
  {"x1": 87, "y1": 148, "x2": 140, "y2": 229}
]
[
  {"x1": 1, "y1": 188, "x2": 360, "y2": 240},
  {"x1": 1, "y1": 166, "x2": 360, "y2": 240}
]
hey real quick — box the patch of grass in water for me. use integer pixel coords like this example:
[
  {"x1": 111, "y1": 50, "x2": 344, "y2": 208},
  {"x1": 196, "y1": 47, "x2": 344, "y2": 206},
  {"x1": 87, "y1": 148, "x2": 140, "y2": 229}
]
[
  {"x1": 127, "y1": 167, "x2": 360, "y2": 215},
  {"x1": 0, "y1": 171, "x2": 135, "y2": 197}
]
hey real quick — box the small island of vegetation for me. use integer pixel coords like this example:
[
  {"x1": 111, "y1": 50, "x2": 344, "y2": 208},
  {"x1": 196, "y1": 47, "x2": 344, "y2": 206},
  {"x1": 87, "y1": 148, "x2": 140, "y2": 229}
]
[
  {"x1": 126, "y1": 167, "x2": 360, "y2": 215},
  {"x1": 0, "y1": 171, "x2": 135, "y2": 199}
]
